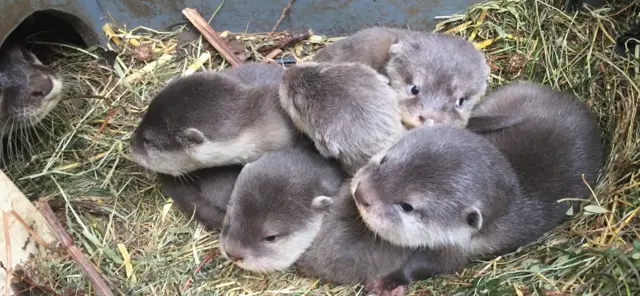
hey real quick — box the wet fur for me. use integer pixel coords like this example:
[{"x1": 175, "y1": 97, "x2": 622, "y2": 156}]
[
  {"x1": 278, "y1": 62, "x2": 407, "y2": 175},
  {"x1": 156, "y1": 165, "x2": 242, "y2": 229},
  {"x1": 0, "y1": 43, "x2": 63, "y2": 137},
  {"x1": 130, "y1": 63, "x2": 297, "y2": 176},
  {"x1": 362, "y1": 82, "x2": 604, "y2": 295},
  {"x1": 385, "y1": 33, "x2": 490, "y2": 128}
]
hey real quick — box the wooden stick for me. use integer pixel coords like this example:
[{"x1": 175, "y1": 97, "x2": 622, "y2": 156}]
[
  {"x1": 272, "y1": 0, "x2": 296, "y2": 33},
  {"x1": 261, "y1": 48, "x2": 282, "y2": 64},
  {"x1": 36, "y1": 202, "x2": 114, "y2": 296},
  {"x1": 3, "y1": 212, "x2": 11, "y2": 296},
  {"x1": 258, "y1": 30, "x2": 312, "y2": 53},
  {"x1": 9, "y1": 209, "x2": 51, "y2": 250},
  {"x1": 182, "y1": 8, "x2": 244, "y2": 68}
]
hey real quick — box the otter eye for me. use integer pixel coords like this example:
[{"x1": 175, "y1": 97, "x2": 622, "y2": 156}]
[
  {"x1": 264, "y1": 235, "x2": 277, "y2": 242},
  {"x1": 398, "y1": 203, "x2": 414, "y2": 213},
  {"x1": 408, "y1": 84, "x2": 419, "y2": 95},
  {"x1": 456, "y1": 97, "x2": 466, "y2": 107}
]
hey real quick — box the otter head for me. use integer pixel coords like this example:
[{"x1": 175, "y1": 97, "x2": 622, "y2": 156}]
[
  {"x1": 385, "y1": 33, "x2": 490, "y2": 129},
  {"x1": 350, "y1": 125, "x2": 519, "y2": 249},
  {"x1": 130, "y1": 72, "x2": 262, "y2": 176},
  {"x1": 0, "y1": 44, "x2": 63, "y2": 136},
  {"x1": 219, "y1": 148, "x2": 339, "y2": 273}
]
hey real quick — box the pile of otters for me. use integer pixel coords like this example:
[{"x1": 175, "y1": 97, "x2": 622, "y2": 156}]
[{"x1": 129, "y1": 27, "x2": 604, "y2": 296}]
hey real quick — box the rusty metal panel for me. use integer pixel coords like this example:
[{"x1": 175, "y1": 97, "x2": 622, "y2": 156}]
[{"x1": 1, "y1": 0, "x2": 484, "y2": 48}]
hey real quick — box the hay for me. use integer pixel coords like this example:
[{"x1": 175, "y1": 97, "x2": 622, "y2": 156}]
[{"x1": 3, "y1": 0, "x2": 639, "y2": 295}]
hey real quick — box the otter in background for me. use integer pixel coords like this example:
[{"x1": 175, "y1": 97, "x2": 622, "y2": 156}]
[
  {"x1": 0, "y1": 43, "x2": 63, "y2": 137},
  {"x1": 385, "y1": 33, "x2": 490, "y2": 129},
  {"x1": 312, "y1": 27, "x2": 425, "y2": 75},
  {"x1": 130, "y1": 63, "x2": 298, "y2": 176}
]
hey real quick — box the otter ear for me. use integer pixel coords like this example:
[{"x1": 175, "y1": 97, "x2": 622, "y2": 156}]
[
  {"x1": 376, "y1": 73, "x2": 390, "y2": 85},
  {"x1": 183, "y1": 128, "x2": 206, "y2": 145},
  {"x1": 311, "y1": 195, "x2": 333, "y2": 212},
  {"x1": 389, "y1": 42, "x2": 406, "y2": 56},
  {"x1": 464, "y1": 206, "x2": 483, "y2": 231}
]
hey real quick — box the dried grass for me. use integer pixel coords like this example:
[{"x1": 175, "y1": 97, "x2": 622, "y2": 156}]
[{"x1": 2, "y1": 0, "x2": 639, "y2": 295}]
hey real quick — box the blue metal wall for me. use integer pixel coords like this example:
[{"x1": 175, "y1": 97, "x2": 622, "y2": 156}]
[{"x1": 1, "y1": 0, "x2": 484, "y2": 48}]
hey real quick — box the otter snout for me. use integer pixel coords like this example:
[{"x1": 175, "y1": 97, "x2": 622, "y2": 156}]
[
  {"x1": 353, "y1": 185, "x2": 370, "y2": 207},
  {"x1": 220, "y1": 240, "x2": 249, "y2": 263},
  {"x1": 225, "y1": 250, "x2": 245, "y2": 262},
  {"x1": 352, "y1": 178, "x2": 377, "y2": 209},
  {"x1": 28, "y1": 72, "x2": 54, "y2": 99}
]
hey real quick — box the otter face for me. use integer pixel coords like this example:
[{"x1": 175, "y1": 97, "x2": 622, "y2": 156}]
[
  {"x1": 0, "y1": 44, "x2": 63, "y2": 136},
  {"x1": 130, "y1": 72, "x2": 274, "y2": 176},
  {"x1": 385, "y1": 33, "x2": 490, "y2": 129},
  {"x1": 350, "y1": 125, "x2": 517, "y2": 249},
  {"x1": 219, "y1": 155, "x2": 334, "y2": 273}
]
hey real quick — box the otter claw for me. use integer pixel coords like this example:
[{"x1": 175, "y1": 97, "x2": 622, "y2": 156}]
[{"x1": 364, "y1": 279, "x2": 408, "y2": 296}]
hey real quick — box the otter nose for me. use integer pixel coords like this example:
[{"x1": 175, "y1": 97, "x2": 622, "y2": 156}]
[
  {"x1": 353, "y1": 185, "x2": 370, "y2": 207},
  {"x1": 28, "y1": 73, "x2": 53, "y2": 98},
  {"x1": 225, "y1": 251, "x2": 245, "y2": 262},
  {"x1": 418, "y1": 115, "x2": 442, "y2": 127}
]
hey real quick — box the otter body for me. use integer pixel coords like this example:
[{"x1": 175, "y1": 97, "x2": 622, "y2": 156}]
[
  {"x1": 278, "y1": 62, "x2": 407, "y2": 175},
  {"x1": 468, "y1": 81, "x2": 604, "y2": 215},
  {"x1": 130, "y1": 63, "x2": 297, "y2": 176},
  {"x1": 219, "y1": 142, "x2": 409, "y2": 284},
  {"x1": 156, "y1": 165, "x2": 242, "y2": 229}
]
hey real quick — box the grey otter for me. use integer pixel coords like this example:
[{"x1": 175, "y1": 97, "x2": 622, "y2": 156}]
[
  {"x1": 467, "y1": 81, "x2": 604, "y2": 211},
  {"x1": 0, "y1": 43, "x2": 63, "y2": 137},
  {"x1": 385, "y1": 33, "x2": 490, "y2": 129},
  {"x1": 278, "y1": 62, "x2": 407, "y2": 175},
  {"x1": 312, "y1": 27, "x2": 424, "y2": 75},
  {"x1": 130, "y1": 62, "x2": 296, "y2": 176},
  {"x1": 355, "y1": 82, "x2": 604, "y2": 295},
  {"x1": 156, "y1": 165, "x2": 242, "y2": 229},
  {"x1": 219, "y1": 143, "x2": 410, "y2": 284}
]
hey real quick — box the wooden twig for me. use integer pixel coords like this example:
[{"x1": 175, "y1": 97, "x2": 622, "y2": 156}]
[
  {"x1": 3, "y1": 212, "x2": 11, "y2": 296},
  {"x1": 272, "y1": 0, "x2": 296, "y2": 33},
  {"x1": 9, "y1": 210, "x2": 51, "y2": 250},
  {"x1": 182, "y1": 8, "x2": 244, "y2": 68},
  {"x1": 181, "y1": 251, "x2": 217, "y2": 293},
  {"x1": 258, "y1": 30, "x2": 312, "y2": 54},
  {"x1": 261, "y1": 49, "x2": 282, "y2": 64},
  {"x1": 36, "y1": 202, "x2": 114, "y2": 296}
]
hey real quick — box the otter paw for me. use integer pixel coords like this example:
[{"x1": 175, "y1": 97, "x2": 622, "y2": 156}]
[{"x1": 364, "y1": 279, "x2": 408, "y2": 296}]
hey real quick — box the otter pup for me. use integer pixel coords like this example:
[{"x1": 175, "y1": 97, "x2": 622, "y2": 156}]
[
  {"x1": 0, "y1": 43, "x2": 63, "y2": 137},
  {"x1": 312, "y1": 27, "x2": 424, "y2": 75},
  {"x1": 156, "y1": 165, "x2": 242, "y2": 229},
  {"x1": 130, "y1": 62, "x2": 296, "y2": 176},
  {"x1": 278, "y1": 62, "x2": 407, "y2": 175},
  {"x1": 219, "y1": 143, "x2": 411, "y2": 284},
  {"x1": 355, "y1": 82, "x2": 604, "y2": 295},
  {"x1": 385, "y1": 33, "x2": 490, "y2": 129}
]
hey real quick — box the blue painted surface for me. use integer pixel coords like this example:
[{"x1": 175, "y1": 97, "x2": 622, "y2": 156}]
[{"x1": 1, "y1": 0, "x2": 484, "y2": 48}]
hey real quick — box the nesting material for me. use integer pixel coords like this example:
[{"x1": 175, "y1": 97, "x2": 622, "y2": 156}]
[{"x1": 1, "y1": 0, "x2": 638, "y2": 295}]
